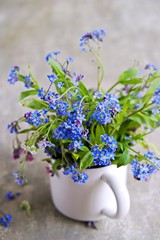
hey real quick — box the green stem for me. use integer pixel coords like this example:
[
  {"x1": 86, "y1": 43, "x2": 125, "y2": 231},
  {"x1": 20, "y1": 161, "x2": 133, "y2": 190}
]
[
  {"x1": 46, "y1": 119, "x2": 60, "y2": 139},
  {"x1": 20, "y1": 152, "x2": 27, "y2": 176},
  {"x1": 56, "y1": 86, "x2": 86, "y2": 100},
  {"x1": 79, "y1": 95, "x2": 88, "y2": 109},
  {"x1": 126, "y1": 102, "x2": 153, "y2": 119},
  {"x1": 107, "y1": 82, "x2": 119, "y2": 93},
  {"x1": 60, "y1": 142, "x2": 69, "y2": 164},
  {"x1": 90, "y1": 49, "x2": 104, "y2": 91}
]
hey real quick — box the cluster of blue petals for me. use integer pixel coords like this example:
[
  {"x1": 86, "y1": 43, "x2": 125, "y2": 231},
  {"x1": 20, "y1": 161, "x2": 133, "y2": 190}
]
[
  {"x1": 80, "y1": 29, "x2": 106, "y2": 52},
  {"x1": 145, "y1": 64, "x2": 159, "y2": 71},
  {"x1": 63, "y1": 165, "x2": 88, "y2": 184},
  {"x1": 91, "y1": 134, "x2": 118, "y2": 166},
  {"x1": 39, "y1": 138, "x2": 55, "y2": 148},
  {"x1": 24, "y1": 75, "x2": 33, "y2": 88},
  {"x1": 47, "y1": 74, "x2": 57, "y2": 83},
  {"x1": 38, "y1": 88, "x2": 70, "y2": 116},
  {"x1": 6, "y1": 191, "x2": 21, "y2": 200},
  {"x1": 7, "y1": 66, "x2": 19, "y2": 85},
  {"x1": 0, "y1": 214, "x2": 12, "y2": 228},
  {"x1": 152, "y1": 86, "x2": 160, "y2": 114},
  {"x1": 45, "y1": 51, "x2": 61, "y2": 62},
  {"x1": 131, "y1": 151, "x2": 160, "y2": 181},
  {"x1": 24, "y1": 109, "x2": 48, "y2": 127},
  {"x1": 153, "y1": 87, "x2": 160, "y2": 106},
  {"x1": 92, "y1": 93, "x2": 121, "y2": 124},
  {"x1": 72, "y1": 72, "x2": 84, "y2": 84},
  {"x1": 53, "y1": 108, "x2": 87, "y2": 152},
  {"x1": 12, "y1": 171, "x2": 27, "y2": 185},
  {"x1": 7, "y1": 121, "x2": 19, "y2": 134}
]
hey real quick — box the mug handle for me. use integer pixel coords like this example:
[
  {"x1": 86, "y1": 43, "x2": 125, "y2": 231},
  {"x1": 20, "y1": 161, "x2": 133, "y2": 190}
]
[{"x1": 101, "y1": 172, "x2": 130, "y2": 218}]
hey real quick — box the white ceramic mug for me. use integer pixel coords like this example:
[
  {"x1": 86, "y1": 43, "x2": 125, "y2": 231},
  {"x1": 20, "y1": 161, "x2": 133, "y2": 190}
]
[{"x1": 50, "y1": 165, "x2": 130, "y2": 221}]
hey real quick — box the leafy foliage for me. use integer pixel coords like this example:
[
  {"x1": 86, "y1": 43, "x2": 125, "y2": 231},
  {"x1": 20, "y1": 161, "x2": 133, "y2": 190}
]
[{"x1": 7, "y1": 29, "x2": 160, "y2": 184}]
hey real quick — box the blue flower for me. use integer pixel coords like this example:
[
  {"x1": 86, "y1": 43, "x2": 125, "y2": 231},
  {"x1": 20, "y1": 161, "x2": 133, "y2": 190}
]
[
  {"x1": 39, "y1": 138, "x2": 55, "y2": 148},
  {"x1": 68, "y1": 140, "x2": 84, "y2": 152},
  {"x1": 6, "y1": 191, "x2": 15, "y2": 200},
  {"x1": 23, "y1": 75, "x2": 33, "y2": 88},
  {"x1": 57, "y1": 82, "x2": 64, "y2": 89},
  {"x1": 12, "y1": 171, "x2": 27, "y2": 185},
  {"x1": 7, "y1": 121, "x2": 20, "y2": 134},
  {"x1": 80, "y1": 29, "x2": 106, "y2": 51},
  {"x1": 25, "y1": 110, "x2": 42, "y2": 127},
  {"x1": 55, "y1": 100, "x2": 69, "y2": 116},
  {"x1": 46, "y1": 51, "x2": 60, "y2": 62},
  {"x1": 43, "y1": 91, "x2": 59, "y2": 104},
  {"x1": 144, "y1": 151, "x2": 155, "y2": 160},
  {"x1": 93, "y1": 91, "x2": 102, "y2": 99},
  {"x1": 0, "y1": 217, "x2": 9, "y2": 228},
  {"x1": 91, "y1": 135, "x2": 117, "y2": 166},
  {"x1": 92, "y1": 93, "x2": 121, "y2": 124},
  {"x1": 101, "y1": 134, "x2": 118, "y2": 151},
  {"x1": 131, "y1": 151, "x2": 160, "y2": 181},
  {"x1": 5, "y1": 214, "x2": 12, "y2": 223},
  {"x1": 7, "y1": 66, "x2": 19, "y2": 85},
  {"x1": 63, "y1": 165, "x2": 88, "y2": 184},
  {"x1": 91, "y1": 146, "x2": 111, "y2": 166},
  {"x1": 53, "y1": 108, "x2": 86, "y2": 141},
  {"x1": 145, "y1": 64, "x2": 159, "y2": 71},
  {"x1": 66, "y1": 57, "x2": 74, "y2": 63},
  {"x1": 0, "y1": 214, "x2": 12, "y2": 228},
  {"x1": 152, "y1": 86, "x2": 160, "y2": 106},
  {"x1": 47, "y1": 74, "x2": 57, "y2": 83},
  {"x1": 63, "y1": 166, "x2": 76, "y2": 175},
  {"x1": 38, "y1": 87, "x2": 45, "y2": 99},
  {"x1": 71, "y1": 172, "x2": 88, "y2": 184},
  {"x1": 72, "y1": 72, "x2": 84, "y2": 84}
]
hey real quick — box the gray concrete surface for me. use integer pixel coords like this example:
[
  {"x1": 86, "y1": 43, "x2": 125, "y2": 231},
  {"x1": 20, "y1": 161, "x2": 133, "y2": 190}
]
[{"x1": 1, "y1": 0, "x2": 160, "y2": 239}]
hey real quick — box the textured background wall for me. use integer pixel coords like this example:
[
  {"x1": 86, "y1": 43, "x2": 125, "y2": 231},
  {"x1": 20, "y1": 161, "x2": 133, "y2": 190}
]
[{"x1": 1, "y1": 0, "x2": 160, "y2": 239}]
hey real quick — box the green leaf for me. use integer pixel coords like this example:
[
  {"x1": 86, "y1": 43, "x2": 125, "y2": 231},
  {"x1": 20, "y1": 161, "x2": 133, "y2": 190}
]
[
  {"x1": 147, "y1": 77, "x2": 160, "y2": 94},
  {"x1": 90, "y1": 122, "x2": 97, "y2": 144},
  {"x1": 116, "y1": 100, "x2": 129, "y2": 126},
  {"x1": 129, "y1": 114, "x2": 144, "y2": 125},
  {"x1": 80, "y1": 151, "x2": 93, "y2": 170},
  {"x1": 78, "y1": 81, "x2": 91, "y2": 98},
  {"x1": 130, "y1": 133, "x2": 143, "y2": 141},
  {"x1": 72, "y1": 153, "x2": 79, "y2": 161},
  {"x1": 117, "y1": 148, "x2": 130, "y2": 167},
  {"x1": 18, "y1": 74, "x2": 25, "y2": 83},
  {"x1": 52, "y1": 159, "x2": 62, "y2": 173},
  {"x1": 22, "y1": 99, "x2": 48, "y2": 109},
  {"x1": 78, "y1": 146, "x2": 90, "y2": 159},
  {"x1": 95, "y1": 124, "x2": 105, "y2": 144},
  {"x1": 146, "y1": 73, "x2": 159, "y2": 84},
  {"x1": 19, "y1": 90, "x2": 38, "y2": 101},
  {"x1": 54, "y1": 77, "x2": 74, "y2": 95},
  {"x1": 28, "y1": 66, "x2": 40, "y2": 89},
  {"x1": 49, "y1": 59, "x2": 65, "y2": 77},
  {"x1": 80, "y1": 146, "x2": 90, "y2": 152},
  {"x1": 86, "y1": 105, "x2": 96, "y2": 121},
  {"x1": 118, "y1": 142, "x2": 125, "y2": 151},
  {"x1": 143, "y1": 77, "x2": 160, "y2": 104},
  {"x1": 18, "y1": 128, "x2": 35, "y2": 134},
  {"x1": 119, "y1": 78, "x2": 142, "y2": 85},
  {"x1": 118, "y1": 69, "x2": 139, "y2": 83},
  {"x1": 129, "y1": 112, "x2": 155, "y2": 128},
  {"x1": 138, "y1": 112, "x2": 155, "y2": 128}
]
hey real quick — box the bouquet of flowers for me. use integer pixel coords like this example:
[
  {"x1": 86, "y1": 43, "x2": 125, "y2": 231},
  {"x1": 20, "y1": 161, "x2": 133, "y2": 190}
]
[{"x1": 7, "y1": 29, "x2": 160, "y2": 185}]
